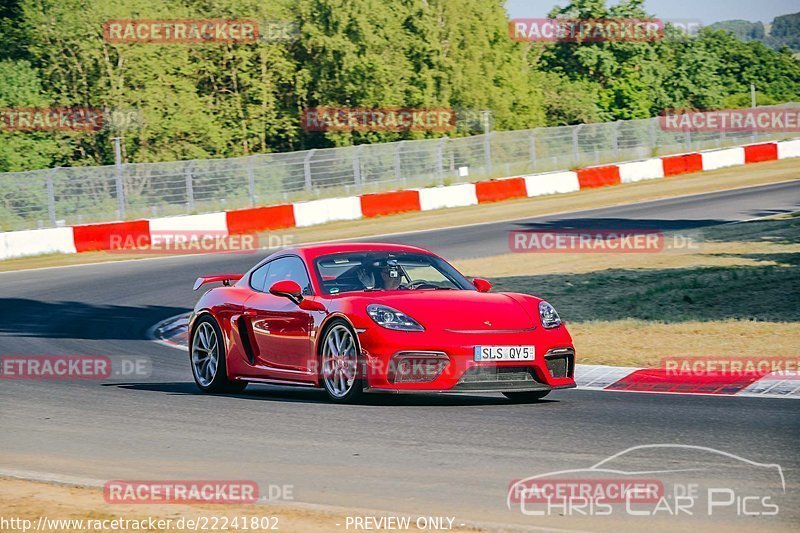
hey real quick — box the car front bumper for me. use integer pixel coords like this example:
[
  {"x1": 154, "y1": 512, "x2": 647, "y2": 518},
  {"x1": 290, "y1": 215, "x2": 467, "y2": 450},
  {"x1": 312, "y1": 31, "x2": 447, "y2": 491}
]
[{"x1": 357, "y1": 326, "x2": 576, "y2": 393}]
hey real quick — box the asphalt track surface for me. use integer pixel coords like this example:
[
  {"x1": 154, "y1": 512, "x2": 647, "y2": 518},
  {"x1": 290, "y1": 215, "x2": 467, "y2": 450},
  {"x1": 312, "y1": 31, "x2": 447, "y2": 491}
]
[{"x1": 1, "y1": 180, "x2": 799, "y2": 530}]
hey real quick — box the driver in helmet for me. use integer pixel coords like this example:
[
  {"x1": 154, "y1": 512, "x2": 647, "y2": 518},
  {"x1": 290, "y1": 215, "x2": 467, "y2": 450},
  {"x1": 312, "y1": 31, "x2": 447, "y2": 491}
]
[
  {"x1": 378, "y1": 259, "x2": 403, "y2": 290},
  {"x1": 355, "y1": 258, "x2": 404, "y2": 290}
]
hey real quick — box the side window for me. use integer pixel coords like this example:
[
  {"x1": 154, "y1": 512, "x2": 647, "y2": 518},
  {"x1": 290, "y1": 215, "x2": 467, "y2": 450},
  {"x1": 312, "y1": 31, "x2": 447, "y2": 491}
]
[
  {"x1": 249, "y1": 262, "x2": 270, "y2": 292},
  {"x1": 263, "y1": 256, "x2": 312, "y2": 295}
]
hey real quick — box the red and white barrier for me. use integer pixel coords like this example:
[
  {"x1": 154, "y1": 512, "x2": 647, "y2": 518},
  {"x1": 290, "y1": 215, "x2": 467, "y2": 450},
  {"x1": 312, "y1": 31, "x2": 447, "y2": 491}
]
[
  {"x1": 777, "y1": 139, "x2": 800, "y2": 159},
  {"x1": 744, "y1": 142, "x2": 778, "y2": 163},
  {"x1": 700, "y1": 146, "x2": 746, "y2": 170},
  {"x1": 475, "y1": 177, "x2": 528, "y2": 203},
  {"x1": 1, "y1": 138, "x2": 797, "y2": 259},
  {"x1": 577, "y1": 164, "x2": 621, "y2": 188},
  {"x1": 293, "y1": 196, "x2": 362, "y2": 227},
  {"x1": 149, "y1": 212, "x2": 229, "y2": 235},
  {"x1": 618, "y1": 158, "x2": 665, "y2": 183},
  {"x1": 0, "y1": 227, "x2": 76, "y2": 260},
  {"x1": 73, "y1": 220, "x2": 151, "y2": 252},
  {"x1": 418, "y1": 183, "x2": 478, "y2": 211},
  {"x1": 225, "y1": 204, "x2": 295, "y2": 234},
  {"x1": 523, "y1": 171, "x2": 580, "y2": 196},
  {"x1": 662, "y1": 153, "x2": 703, "y2": 176},
  {"x1": 360, "y1": 190, "x2": 421, "y2": 217}
]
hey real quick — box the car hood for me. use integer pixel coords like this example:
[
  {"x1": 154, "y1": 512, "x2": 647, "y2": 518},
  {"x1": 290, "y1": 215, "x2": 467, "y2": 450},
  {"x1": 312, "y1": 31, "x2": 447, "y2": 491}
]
[{"x1": 358, "y1": 290, "x2": 538, "y2": 331}]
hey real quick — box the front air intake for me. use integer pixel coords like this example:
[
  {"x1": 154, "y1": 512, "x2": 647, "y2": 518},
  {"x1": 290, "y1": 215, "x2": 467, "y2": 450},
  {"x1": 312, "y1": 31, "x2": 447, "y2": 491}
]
[
  {"x1": 545, "y1": 348, "x2": 575, "y2": 378},
  {"x1": 388, "y1": 352, "x2": 449, "y2": 384}
]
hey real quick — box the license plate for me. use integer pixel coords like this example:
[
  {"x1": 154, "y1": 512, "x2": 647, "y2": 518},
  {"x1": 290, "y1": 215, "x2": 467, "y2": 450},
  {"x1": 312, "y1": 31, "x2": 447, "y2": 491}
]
[{"x1": 474, "y1": 346, "x2": 535, "y2": 362}]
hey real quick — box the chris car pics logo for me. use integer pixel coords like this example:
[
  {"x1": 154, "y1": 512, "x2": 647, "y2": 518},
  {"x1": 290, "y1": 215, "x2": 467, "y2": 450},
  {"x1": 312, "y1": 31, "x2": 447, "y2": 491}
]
[{"x1": 508, "y1": 444, "x2": 785, "y2": 518}]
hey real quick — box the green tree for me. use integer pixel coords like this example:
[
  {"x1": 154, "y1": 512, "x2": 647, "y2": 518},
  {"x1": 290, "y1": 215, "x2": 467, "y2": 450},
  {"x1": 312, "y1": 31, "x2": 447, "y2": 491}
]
[
  {"x1": 539, "y1": 0, "x2": 670, "y2": 119},
  {"x1": 708, "y1": 20, "x2": 766, "y2": 43},
  {"x1": 696, "y1": 28, "x2": 800, "y2": 105},
  {"x1": 0, "y1": 59, "x2": 66, "y2": 171}
]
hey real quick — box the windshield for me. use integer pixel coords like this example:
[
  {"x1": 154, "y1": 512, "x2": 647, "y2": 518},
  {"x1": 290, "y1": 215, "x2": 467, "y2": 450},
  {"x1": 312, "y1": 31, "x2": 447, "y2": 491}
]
[{"x1": 314, "y1": 251, "x2": 474, "y2": 295}]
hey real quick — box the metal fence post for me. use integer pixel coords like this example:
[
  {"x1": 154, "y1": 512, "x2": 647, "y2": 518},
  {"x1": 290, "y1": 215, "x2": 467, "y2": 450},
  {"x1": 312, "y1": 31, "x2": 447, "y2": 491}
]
[
  {"x1": 303, "y1": 149, "x2": 315, "y2": 192},
  {"x1": 481, "y1": 110, "x2": 493, "y2": 174},
  {"x1": 353, "y1": 145, "x2": 362, "y2": 190},
  {"x1": 436, "y1": 137, "x2": 447, "y2": 184},
  {"x1": 484, "y1": 132, "x2": 493, "y2": 177},
  {"x1": 395, "y1": 141, "x2": 405, "y2": 185},
  {"x1": 113, "y1": 137, "x2": 126, "y2": 219},
  {"x1": 611, "y1": 121, "x2": 620, "y2": 157},
  {"x1": 529, "y1": 130, "x2": 537, "y2": 173},
  {"x1": 185, "y1": 162, "x2": 194, "y2": 212},
  {"x1": 46, "y1": 167, "x2": 59, "y2": 227},
  {"x1": 247, "y1": 156, "x2": 256, "y2": 206},
  {"x1": 648, "y1": 118, "x2": 657, "y2": 152},
  {"x1": 572, "y1": 125, "x2": 583, "y2": 166}
]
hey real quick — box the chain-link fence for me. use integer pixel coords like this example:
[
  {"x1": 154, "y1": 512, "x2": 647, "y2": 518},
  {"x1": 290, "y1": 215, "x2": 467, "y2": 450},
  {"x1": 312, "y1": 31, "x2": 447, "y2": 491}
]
[{"x1": 1, "y1": 105, "x2": 796, "y2": 231}]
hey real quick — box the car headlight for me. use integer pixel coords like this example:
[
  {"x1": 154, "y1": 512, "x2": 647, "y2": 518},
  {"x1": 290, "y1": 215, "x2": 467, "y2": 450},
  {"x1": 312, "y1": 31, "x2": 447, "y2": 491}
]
[
  {"x1": 539, "y1": 301, "x2": 562, "y2": 329},
  {"x1": 366, "y1": 304, "x2": 424, "y2": 331}
]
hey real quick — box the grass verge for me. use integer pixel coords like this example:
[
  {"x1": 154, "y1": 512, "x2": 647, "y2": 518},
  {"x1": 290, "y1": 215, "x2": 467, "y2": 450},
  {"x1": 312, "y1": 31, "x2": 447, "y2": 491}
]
[{"x1": 453, "y1": 213, "x2": 800, "y2": 367}]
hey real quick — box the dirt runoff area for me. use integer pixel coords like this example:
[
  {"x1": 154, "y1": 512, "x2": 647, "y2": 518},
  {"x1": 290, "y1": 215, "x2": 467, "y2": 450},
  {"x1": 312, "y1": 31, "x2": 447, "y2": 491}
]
[{"x1": 0, "y1": 477, "x2": 483, "y2": 533}]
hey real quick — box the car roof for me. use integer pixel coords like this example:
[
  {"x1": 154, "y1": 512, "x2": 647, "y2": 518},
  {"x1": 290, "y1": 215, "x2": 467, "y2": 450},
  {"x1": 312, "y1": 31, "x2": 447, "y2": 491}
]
[{"x1": 279, "y1": 242, "x2": 435, "y2": 262}]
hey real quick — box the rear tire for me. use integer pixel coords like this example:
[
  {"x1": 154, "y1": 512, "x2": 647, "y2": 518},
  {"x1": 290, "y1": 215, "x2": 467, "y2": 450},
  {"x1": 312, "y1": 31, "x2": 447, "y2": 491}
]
[
  {"x1": 190, "y1": 314, "x2": 247, "y2": 393},
  {"x1": 320, "y1": 320, "x2": 365, "y2": 403},
  {"x1": 503, "y1": 390, "x2": 550, "y2": 403}
]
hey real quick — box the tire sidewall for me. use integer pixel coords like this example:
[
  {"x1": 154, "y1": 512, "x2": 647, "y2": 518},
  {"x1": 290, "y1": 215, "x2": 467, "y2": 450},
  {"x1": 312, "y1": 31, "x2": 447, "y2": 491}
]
[
  {"x1": 319, "y1": 318, "x2": 364, "y2": 403},
  {"x1": 190, "y1": 314, "x2": 232, "y2": 393}
]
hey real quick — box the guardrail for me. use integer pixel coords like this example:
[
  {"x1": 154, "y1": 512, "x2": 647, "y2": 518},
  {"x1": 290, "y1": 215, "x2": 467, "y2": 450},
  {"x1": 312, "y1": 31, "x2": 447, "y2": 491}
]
[
  {"x1": 2, "y1": 138, "x2": 798, "y2": 261},
  {"x1": 0, "y1": 104, "x2": 797, "y2": 231}
]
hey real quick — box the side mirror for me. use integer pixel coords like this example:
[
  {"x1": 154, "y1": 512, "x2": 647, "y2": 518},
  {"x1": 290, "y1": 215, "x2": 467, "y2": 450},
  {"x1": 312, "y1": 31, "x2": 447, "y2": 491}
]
[
  {"x1": 269, "y1": 280, "x2": 303, "y2": 303},
  {"x1": 473, "y1": 277, "x2": 492, "y2": 293}
]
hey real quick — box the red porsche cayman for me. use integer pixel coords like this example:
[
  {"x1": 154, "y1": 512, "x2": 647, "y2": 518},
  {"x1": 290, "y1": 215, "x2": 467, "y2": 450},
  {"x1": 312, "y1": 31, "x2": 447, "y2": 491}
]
[{"x1": 188, "y1": 243, "x2": 576, "y2": 403}]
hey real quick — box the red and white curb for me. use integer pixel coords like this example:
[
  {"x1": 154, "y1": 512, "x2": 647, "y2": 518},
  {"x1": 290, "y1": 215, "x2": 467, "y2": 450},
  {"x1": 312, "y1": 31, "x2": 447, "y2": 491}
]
[
  {"x1": 151, "y1": 315, "x2": 799, "y2": 399},
  {"x1": 2, "y1": 139, "x2": 799, "y2": 261},
  {"x1": 577, "y1": 364, "x2": 800, "y2": 399},
  {"x1": 147, "y1": 313, "x2": 190, "y2": 350}
]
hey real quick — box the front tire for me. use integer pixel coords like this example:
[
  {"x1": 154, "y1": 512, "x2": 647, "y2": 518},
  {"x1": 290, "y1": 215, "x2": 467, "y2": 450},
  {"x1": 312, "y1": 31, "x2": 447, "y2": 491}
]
[
  {"x1": 503, "y1": 390, "x2": 550, "y2": 403},
  {"x1": 190, "y1": 314, "x2": 247, "y2": 393},
  {"x1": 320, "y1": 320, "x2": 364, "y2": 403}
]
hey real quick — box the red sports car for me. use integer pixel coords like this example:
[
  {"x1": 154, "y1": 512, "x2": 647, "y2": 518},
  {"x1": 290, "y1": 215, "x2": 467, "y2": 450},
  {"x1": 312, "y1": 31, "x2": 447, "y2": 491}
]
[{"x1": 188, "y1": 243, "x2": 576, "y2": 403}]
